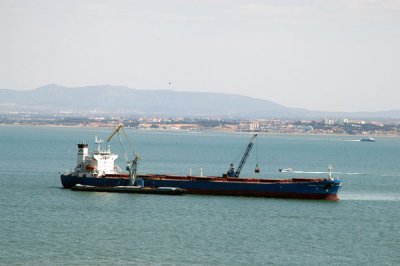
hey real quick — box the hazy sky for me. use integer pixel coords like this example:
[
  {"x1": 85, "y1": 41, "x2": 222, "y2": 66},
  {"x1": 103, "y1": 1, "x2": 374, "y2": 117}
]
[{"x1": 1, "y1": 0, "x2": 399, "y2": 112}]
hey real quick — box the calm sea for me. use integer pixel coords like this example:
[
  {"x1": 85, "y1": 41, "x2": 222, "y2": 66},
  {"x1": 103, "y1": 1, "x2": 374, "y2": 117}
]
[{"x1": 1, "y1": 126, "x2": 399, "y2": 265}]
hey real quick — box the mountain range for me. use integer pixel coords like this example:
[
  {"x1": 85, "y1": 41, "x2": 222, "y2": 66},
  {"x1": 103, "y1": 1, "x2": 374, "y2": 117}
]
[{"x1": 0, "y1": 84, "x2": 399, "y2": 119}]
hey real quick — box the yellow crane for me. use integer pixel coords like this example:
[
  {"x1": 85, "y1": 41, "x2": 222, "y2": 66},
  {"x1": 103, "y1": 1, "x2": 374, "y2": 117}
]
[
  {"x1": 107, "y1": 124, "x2": 123, "y2": 142},
  {"x1": 107, "y1": 124, "x2": 140, "y2": 185}
]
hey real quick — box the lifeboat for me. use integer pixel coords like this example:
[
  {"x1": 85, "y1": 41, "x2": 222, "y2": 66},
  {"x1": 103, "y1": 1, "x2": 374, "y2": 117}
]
[{"x1": 85, "y1": 165, "x2": 97, "y2": 171}]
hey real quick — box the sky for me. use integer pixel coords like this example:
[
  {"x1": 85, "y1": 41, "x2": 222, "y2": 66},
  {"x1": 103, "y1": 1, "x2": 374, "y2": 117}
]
[{"x1": 1, "y1": 0, "x2": 400, "y2": 112}]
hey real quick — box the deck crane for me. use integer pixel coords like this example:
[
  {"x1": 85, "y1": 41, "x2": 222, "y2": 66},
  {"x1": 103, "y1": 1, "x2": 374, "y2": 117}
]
[
  {"x1": 107, "y1": 124, "x2": 123, "y2": 142},
  {"x1": 107, "y1": 125, "x2": 140, "y2": 185},
  {"x1": 226, "y1": 133, "x2": 258, "y2": 178}
]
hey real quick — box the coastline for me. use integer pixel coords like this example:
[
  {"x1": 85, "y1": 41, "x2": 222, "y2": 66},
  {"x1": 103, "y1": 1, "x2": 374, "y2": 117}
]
[{"x1": 1, "y1": 123, "x2": 398, "y2": 138}]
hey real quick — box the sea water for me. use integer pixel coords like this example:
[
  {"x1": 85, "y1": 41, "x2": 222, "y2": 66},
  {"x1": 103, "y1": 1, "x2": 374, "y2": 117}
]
[{"x1": 0, "y1": 126, "x2": 399, "y2": 265}]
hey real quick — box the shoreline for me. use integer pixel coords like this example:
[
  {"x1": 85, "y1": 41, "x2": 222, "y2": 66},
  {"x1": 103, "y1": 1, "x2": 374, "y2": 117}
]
[{"x1": 1, "y1": 123, "x2": 398, "y2": 138}]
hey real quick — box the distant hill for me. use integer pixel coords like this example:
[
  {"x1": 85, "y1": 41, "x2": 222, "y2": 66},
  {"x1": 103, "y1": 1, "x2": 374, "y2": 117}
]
[
  {"x1": 0, "y1": 84, "x2": 399, "y2": 119},
  {"x1": 0, "y1": 84, "x2": 304, "y2": 118}
]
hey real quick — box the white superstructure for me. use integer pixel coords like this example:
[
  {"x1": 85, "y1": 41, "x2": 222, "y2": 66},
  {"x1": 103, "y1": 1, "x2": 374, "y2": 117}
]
[{"x1": 73, "y1": 137, "x2": 120, "y2": 177}]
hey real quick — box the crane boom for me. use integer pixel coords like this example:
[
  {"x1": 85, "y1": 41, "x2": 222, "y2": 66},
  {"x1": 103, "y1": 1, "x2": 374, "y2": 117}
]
[
  {"x1": 106, "y1": 125, "x2": 140, "y2": 185},
  {"x1": 107, "y1": 125, "x2": 123, "y2": 142},
  {"x1": 227, "y1": 133, "x2": 257, "y2": 178}
]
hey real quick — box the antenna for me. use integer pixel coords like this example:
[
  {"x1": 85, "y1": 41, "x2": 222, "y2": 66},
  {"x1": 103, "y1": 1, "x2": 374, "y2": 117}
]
[{"x1": 95, "y1": 136, "x2": 103, "y2": 151}]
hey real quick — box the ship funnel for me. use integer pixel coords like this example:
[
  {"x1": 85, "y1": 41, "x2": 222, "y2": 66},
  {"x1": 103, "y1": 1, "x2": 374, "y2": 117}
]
[{"x1": 77, "y1": 142, "x2": 89, "y2": 165}]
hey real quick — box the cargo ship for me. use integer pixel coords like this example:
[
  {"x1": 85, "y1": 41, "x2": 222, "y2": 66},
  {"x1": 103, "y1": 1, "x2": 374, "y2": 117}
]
[{"x1": 60, "y1": 127, "x2": 343, "y2": 200}]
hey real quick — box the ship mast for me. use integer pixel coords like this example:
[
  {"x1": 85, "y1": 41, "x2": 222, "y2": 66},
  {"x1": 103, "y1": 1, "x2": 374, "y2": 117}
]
[{"x1": 328, "y1": 165, "x2": 333, "y2": 180}]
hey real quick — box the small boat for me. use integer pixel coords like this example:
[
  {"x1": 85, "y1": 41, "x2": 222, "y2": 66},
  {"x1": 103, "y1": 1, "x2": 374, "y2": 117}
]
[
  {"x1": 360, "y1": 137, "x2": 376, "y2": 142},
  {"x1": 279, "y1": 168, "x2": 293, "y2": 173}
]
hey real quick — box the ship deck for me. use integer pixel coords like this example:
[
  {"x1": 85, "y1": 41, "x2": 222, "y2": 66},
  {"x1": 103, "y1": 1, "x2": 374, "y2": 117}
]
[{"x1": 136, "y1": 174, "x2": 328, "y2": 184}]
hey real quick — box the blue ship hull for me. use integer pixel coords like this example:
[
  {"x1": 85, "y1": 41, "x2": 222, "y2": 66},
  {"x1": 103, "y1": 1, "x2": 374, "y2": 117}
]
[
  {"x1": 61, "y1": 174, "x2": 131, "y2": 188},
  {"x1": 61, "y1": 174, "x2": 342, "y2": 200}
]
